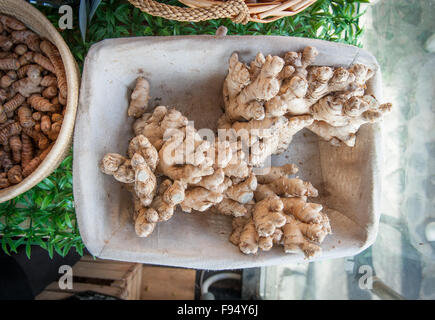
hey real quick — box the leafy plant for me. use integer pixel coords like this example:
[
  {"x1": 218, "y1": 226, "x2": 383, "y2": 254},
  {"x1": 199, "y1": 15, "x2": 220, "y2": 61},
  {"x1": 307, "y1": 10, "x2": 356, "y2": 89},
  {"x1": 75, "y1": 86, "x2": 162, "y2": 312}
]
[
  {"x1": 79, "y1": 0, "x2": 103, "y2": 41},
  {"x1": 0, "y1": 0, "x2": 367, "y2": 258}
]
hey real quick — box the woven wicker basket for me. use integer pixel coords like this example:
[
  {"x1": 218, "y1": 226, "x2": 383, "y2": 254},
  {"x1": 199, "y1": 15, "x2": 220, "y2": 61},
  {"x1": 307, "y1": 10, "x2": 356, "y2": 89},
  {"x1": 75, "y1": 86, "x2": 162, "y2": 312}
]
[
  {"x1": 0, "y1": 0, "x2": 80, "y2": 203},
  {"x1": 128, "y1": 0, "x2": 317, "y2": 24}
]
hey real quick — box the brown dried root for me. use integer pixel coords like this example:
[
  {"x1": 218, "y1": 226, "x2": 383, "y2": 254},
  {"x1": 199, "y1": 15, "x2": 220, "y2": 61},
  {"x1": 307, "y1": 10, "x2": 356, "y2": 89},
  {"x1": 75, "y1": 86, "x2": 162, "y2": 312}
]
[
  {"x1": 0, "y1": 149, "x2": 13, "y2": 171},
  {"x1": 0, "y1": 15, "x2": 26, "y2": 31},
  {"x1": 41, "y1": 75, "x2": 57, "y2": 87},
  {"x1": 40, "y1": 40, "x2": 67, "y2": 99},
  {"x1": 0, "y1": 122, "x2": 21, "y2": 145},
  {"x1": 21, "y1": 133, "x2": 33, "y2": 168},
  {"x1": 0, "y1": 16, "x2": 68, "y2": 186},
  {"x1": 0, "y1": 172, "x2": 10, "y2": 188},
  {"x1": 3, "y1": 93, "x2": 25, "y2": 113},
  {"x1": 11, "y1": 30, "x2": 40, "y2": 53},
  {"x1": 18, "y1": 51, "x2": 34, "y2": 67},
  {"x1": 40, "y1": 115, "x2": 51, "y2": 134},
  {"x1": 1, "y1": 70, "x2": 16, "y2": 88},
  {"x1": 22, "y1": 127, "x2": 49, "y2": 150},
  {"x1": 42, "y1": 86, "x2": 57, "y2": 99},
  {"x1": 22, "y1": 143, "x2": 53, "y2": 177},
  {"x1": 0, "y1": 35, "x2": 13, "y2": 51},
  {"x1": 7, "y1": 164, "x2": 22, "y2": 184},
  {"x1": 33, "y1": 53, "x2": 55, "y2": 74},
  {"x1": 0, "y1": 58, "x2": 20, "y2": 70},
  {"x1": 9, "y1": 135, "x2": 21, "y2": 163},
  {"x1": 14, "y1": 44, "x2": 28, "y2": 56},
  {"x1": 128, "y1": 77, "x2": 150, "y2": 118}
]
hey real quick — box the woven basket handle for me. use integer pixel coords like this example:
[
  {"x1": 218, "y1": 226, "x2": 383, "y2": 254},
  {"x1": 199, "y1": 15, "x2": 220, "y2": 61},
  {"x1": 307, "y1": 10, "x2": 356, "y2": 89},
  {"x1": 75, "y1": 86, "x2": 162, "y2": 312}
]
[{"x1": 127, "y1": 0, "x2": 250, "y2": 24}]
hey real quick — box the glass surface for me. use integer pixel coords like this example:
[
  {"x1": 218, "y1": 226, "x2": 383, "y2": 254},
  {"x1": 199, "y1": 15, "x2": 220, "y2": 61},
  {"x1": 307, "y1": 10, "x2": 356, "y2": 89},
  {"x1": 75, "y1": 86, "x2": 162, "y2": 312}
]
[{"x1": 262, "y1": 0, "x2": 435, "y2": 300}]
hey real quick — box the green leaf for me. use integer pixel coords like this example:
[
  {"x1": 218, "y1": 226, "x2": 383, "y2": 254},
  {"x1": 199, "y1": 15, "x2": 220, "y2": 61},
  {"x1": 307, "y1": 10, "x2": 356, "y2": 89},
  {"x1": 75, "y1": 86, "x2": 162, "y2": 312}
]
[{"x1": 25, "y1": 241, "x2": 31, "y2": 259}]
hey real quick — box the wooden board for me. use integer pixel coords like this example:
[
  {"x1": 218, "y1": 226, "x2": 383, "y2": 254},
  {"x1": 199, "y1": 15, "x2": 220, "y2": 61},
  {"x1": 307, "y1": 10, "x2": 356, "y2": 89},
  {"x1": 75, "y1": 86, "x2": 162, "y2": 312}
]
[
  {"x1": 140, "y1": 266, "x2": 196, "y2": 300},
  {"x1": 36, "y1": 255, "x2": 142, "y2": 300}
]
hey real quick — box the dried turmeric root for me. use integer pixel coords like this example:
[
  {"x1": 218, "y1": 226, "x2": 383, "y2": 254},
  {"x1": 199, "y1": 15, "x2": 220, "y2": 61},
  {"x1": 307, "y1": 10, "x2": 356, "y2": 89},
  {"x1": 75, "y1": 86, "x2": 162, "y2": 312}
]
[
  {"x1": 0, "y1": 15, "x2": 68, "y2": 188},
  {"x1": 0, "y1": 15, "x2": 26, "y2": 31},
  {"x1": 40, "y1": 40, "x2": 67, "y2": 100},
  {"x1": 28, "y1": 95, "x2": 56, "y2": 112},
  {"x1": 22, "y1": 143, "x2": 53, "y2": 177}
]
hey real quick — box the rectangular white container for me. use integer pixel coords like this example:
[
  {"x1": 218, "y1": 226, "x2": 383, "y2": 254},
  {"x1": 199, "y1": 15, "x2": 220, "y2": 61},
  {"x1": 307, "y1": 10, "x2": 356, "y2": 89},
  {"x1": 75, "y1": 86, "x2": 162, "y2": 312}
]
[{"x1": 74, "y1": 35, "x2": 384, "y2": 270}]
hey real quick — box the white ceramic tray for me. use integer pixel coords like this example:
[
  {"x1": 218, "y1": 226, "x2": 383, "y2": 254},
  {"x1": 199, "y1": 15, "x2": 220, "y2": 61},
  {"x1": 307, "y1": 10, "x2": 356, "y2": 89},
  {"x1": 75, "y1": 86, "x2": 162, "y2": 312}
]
[{"x1": 74, "y1": 35, "x2": 384, "y2": 269}]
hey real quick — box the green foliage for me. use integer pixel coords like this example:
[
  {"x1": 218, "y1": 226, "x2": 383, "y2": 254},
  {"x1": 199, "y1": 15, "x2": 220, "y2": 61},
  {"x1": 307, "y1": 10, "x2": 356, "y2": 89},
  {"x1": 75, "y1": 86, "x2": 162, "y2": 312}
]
[
  {"x1": 0, "y1": 152, "x2": 83, "y2": 258},
  {"x1": 0, "y1": 0, "x2": 366, "y2": 258}
]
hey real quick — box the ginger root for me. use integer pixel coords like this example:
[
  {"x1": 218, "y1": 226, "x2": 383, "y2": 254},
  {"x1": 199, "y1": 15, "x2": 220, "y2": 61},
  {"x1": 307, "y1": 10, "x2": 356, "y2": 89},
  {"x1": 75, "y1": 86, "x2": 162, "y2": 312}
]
[
  {"x1": 128, "y1": 77, "x2": 150, "y2": 118},
  {"x1": 308, "y1": 94, "x2": 393, "y2": 146},
  {"x1": 133, "y1": 179, "x2": 184, "y2": 237},
  {"x1": 131, "y1": 153, "x2": 157, "y2": 207},
  {"x1": 219, "y1": 47, "x2": 392, "y2": 169},
  {"x1": 229, "y1": 164, "x2": 331, "y2": 258},
  {"x1": 100, "y1": 153, "x2": 135, "y2": 184}
]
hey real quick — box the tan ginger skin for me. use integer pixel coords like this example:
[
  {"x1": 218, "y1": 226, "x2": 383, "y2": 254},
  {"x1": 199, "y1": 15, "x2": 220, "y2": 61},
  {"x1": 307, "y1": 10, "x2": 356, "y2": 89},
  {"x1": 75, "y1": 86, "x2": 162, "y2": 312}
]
[
  {"x1": 100, "y1": 47, "x2": 391, "y2": 256},
  {"x1": 101, "y1": 78, "x2": 272, "y2": 238},
  {"x1": 230, "y1": 164, "x2": 331, "y2": 258},
  {"x1": 128, "y1": 77, "x2": 150, "y2": 118},
  {"x1": 220, "y1": 46, "x2": 392, "y2": 163}
]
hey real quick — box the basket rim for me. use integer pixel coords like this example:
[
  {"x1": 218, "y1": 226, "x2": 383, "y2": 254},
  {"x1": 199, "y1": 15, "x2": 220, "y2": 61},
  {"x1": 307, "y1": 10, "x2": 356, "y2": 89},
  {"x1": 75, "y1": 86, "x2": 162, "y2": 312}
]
[
  {"x1": 179, "y1": 0, "x2": 317, "y2": 22},
  {"x1": 0, "y1": 0, "x2": 80, "y2": 203}
]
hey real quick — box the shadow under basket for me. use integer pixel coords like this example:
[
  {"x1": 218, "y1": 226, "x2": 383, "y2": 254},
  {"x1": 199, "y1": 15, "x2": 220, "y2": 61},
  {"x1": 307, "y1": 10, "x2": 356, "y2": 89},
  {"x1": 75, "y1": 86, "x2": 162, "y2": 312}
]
[{"x1": 0, "y1": 0, "x2": 80, "y2": 203}]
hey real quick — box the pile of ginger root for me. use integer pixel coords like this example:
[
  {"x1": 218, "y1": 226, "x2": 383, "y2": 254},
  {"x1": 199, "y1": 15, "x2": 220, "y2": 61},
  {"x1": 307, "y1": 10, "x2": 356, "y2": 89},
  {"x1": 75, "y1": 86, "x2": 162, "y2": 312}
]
[
  {"x1": 101, "y1": 77, "x2": 257, "y2": 237},
  {"x1": 0, "y1": 14, "x2": 68, "y2": 189},
  {"x1": 100, "y1": 45, "x2": 392, "y2": 259},
  {"x1": 219, "y1": 46, "x2": 392, "y2": 166}
]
